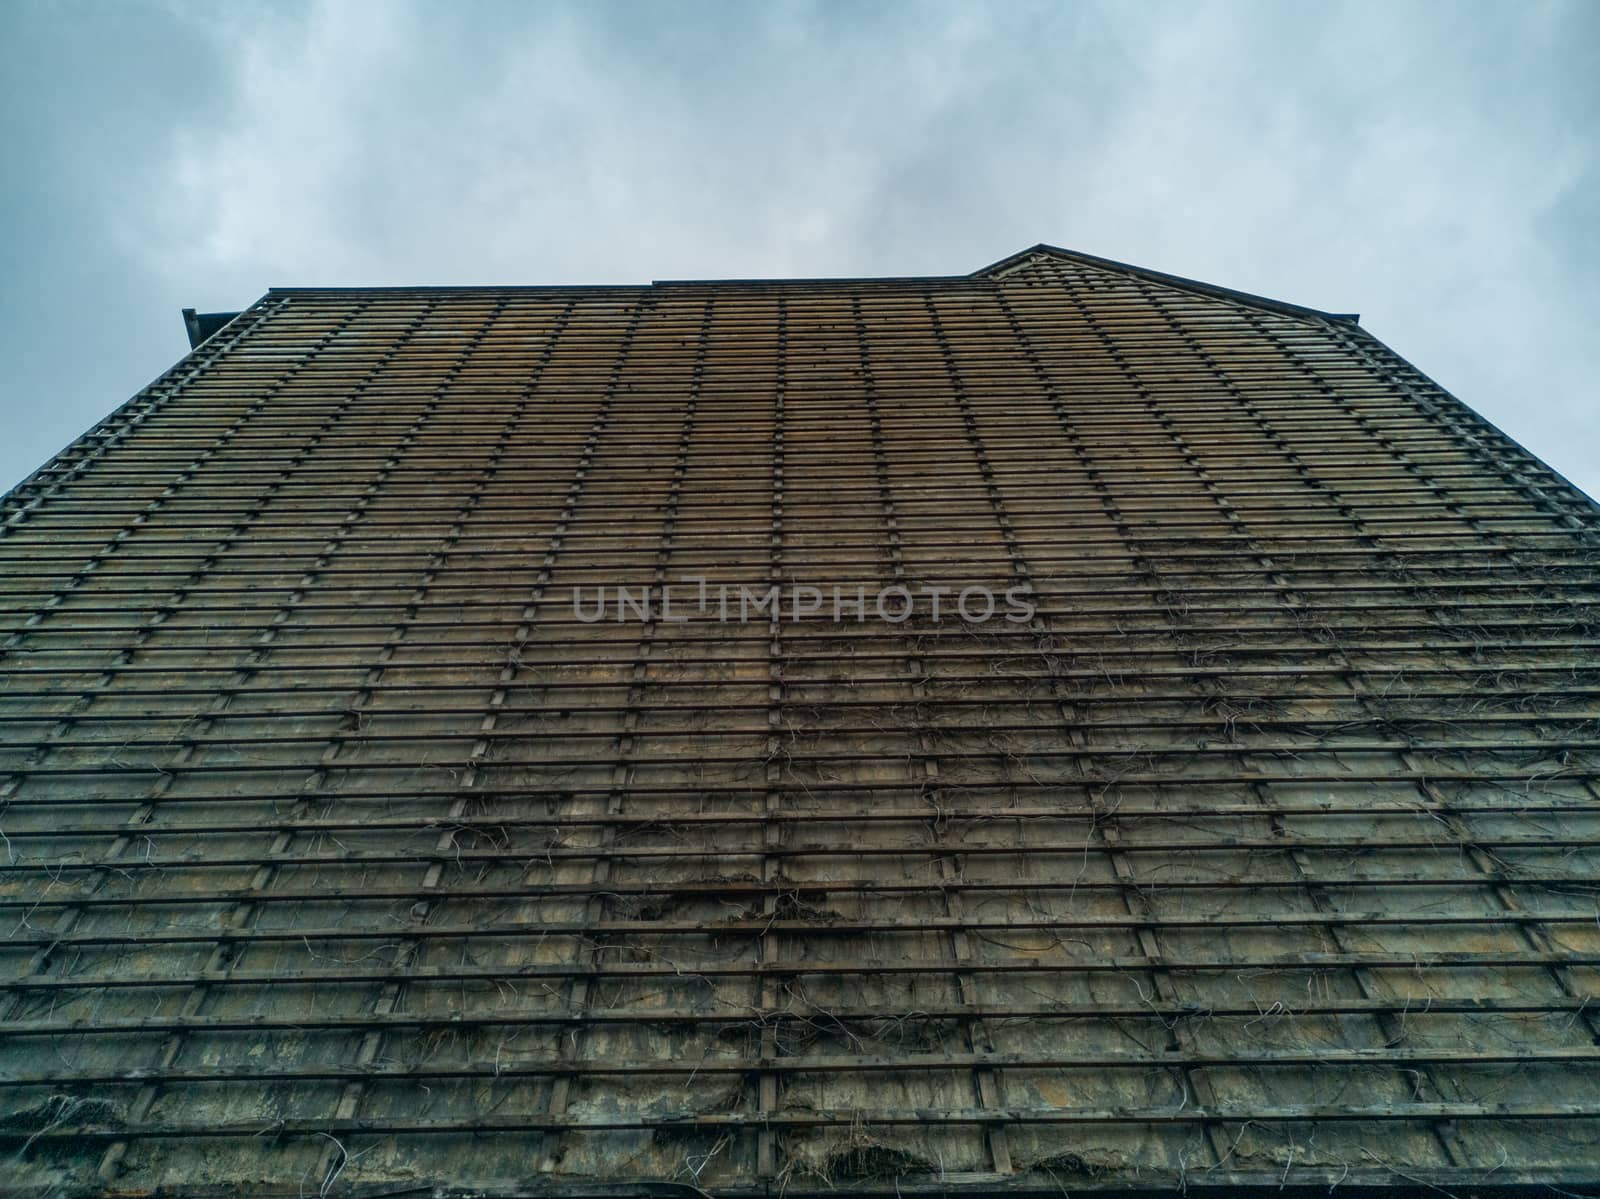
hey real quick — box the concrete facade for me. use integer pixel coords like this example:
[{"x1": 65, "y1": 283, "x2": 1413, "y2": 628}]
[{"x1": 2, "y1": 247, "x2": 1598, "y2": 1195}]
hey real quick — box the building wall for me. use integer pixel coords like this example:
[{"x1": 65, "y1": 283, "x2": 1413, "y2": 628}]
[{"x1": 1, "y1": 251, "x2": 1598, "y2": 1193}]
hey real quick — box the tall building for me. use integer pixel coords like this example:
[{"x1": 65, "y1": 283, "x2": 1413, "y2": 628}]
[{"x1": 2, "y1": 246, "x2": 1598, "y2": 1196}]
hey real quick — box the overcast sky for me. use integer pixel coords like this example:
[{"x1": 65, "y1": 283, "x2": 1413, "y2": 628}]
[{"x1": 2, "y1": 0, "x2": 1596, "y2": 498}]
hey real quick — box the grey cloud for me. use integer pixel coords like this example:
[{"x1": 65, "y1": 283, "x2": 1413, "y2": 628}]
[{"x1": 2, "y1": 0, "x2": 1596, "y2": 496}]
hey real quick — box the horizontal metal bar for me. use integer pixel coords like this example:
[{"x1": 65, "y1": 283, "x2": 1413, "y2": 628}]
[
  {"x1": 5, "y1": 575, "x2": 1594, "y2": 604},
  {"x1": 2, "y1": 594, "x2": 1581, "y2": 624},
  {"x1": 6, "y1": 1101, "x2": 1596, "y2": 1145},
  {"x1": 4, "y1": 667, "x2": 1595, "y2": 705},
  {"x1": 7, "y1": 560, "x2": 1595, "y2": 590},
  {"x1": 5, "y1": 487, "x2": 1557, "y2": 524},
  {"x1": 2, "y1": 795, "x2": 1596, "y2": 836},
  {"x1": 0, "y1": 444, "x2": 1526, "y2": 469},
  {"x1": 13, "y1": 501, "x2": 1578, "y2": 530},
  {"x1": 4, "y1": 702, "x2": 1597, "y2": 733},
  {"x1": 6, "y1": 949, "x2": 1591, "y2": 991},
  {"x1": 5, "y1": 994, "x2": 1590, "y2": 1033},
  {"x1": 23, "y1": 442, "x2": 1510, "y2": 467},
  {"x1": 4, "y1": 686, "x2": 1593, "y2": 714},
  {"x1": 6, "y1": 582, "x2": 1593, "y2": 617},
  {"x1": 7, "y1": 646, "x2": 1598, "y2": 678},
  {"x1": 1, "y1": 526, "x2": 1572, "y2": 557},
  {"x1": 9, "y1": 1044, "x2": 1597, "y2": 1089},
  {"x1": 4, "y1": 534, "x2": 1585, "y2": 571},
  {"x1": 11, "y1": 625, "x2": 1600, "y2": 658},
  {"x1": 0, "y1": 1168, "x2": 1578, "y2": 1198},
  {"x1": 17, "y1": 473, "x2": 1584, "y2": 502},
  {"x1": 0, "y1": 772, "x2": 1583, "y2": 810},
  {"x1": 1, "y1": 420, "x2": 1501, "y2": 440},
  {"x1": 5, "y1": 909, "x2": 1595, "y2": 949},
  {"x1": 5, "y1": 750, "x2": 1590, "y2": 784},
  {"x1": 4, "y1": 874, "x2": 1591, "y2": 913},
  {"x1": 8, "y1": 458, "x2": 1554, "y2": 485},
  {"x1": 8, "y1": 838, "x2": 1596, "y2": 878},
  {"x1": 9, "y1": 444, "x2": 1516, "y2": 472},
  {"x1": 5, "y1": 730, "x2": 1595, "y2": 756}
]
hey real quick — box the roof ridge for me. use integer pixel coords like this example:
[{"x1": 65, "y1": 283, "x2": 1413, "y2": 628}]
[{"x1": 974, "y1": 243, "x2": 1360, "y2": 325}]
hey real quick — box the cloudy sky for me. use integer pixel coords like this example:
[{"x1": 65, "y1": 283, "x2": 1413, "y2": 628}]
[{"x1": 2, "y1": 0, "x2": 1596, "y2": 497}]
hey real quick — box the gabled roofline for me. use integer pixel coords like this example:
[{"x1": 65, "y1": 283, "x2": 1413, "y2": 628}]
[
  {"x1": 260, "y1": 246, "x2": 1358, "y2": 323},
  {"x1": 976, "y1": 244, "x2": 1360, "y2": 325},
  {"x1": 648, "y1": 272, "x2": 975, "y2": 289},
  {"x1": 1, "y1": 295, "x2": 275, "y2": 518},
  {"x1": 262, "y1": 275, "x2": 978, "y2": 295}
]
